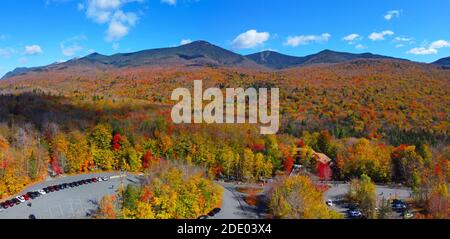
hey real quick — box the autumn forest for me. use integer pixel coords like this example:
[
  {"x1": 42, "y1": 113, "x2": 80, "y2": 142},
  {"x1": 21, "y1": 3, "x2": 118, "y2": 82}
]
[{"x1": 0, "y1": 49, "x2": 448, "y2": 219}]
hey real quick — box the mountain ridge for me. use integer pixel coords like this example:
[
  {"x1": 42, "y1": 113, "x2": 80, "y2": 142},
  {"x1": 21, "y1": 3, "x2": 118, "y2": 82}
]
[
  {"x1": 2, "y1": 40, "x2": 446, "y2": 79},
  {"x1": 432, "y1": 56, "x2": 450, "y2": 68}
]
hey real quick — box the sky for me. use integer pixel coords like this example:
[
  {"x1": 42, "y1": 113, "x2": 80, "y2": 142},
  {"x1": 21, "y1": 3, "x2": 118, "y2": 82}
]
[{"x1": 1, "y1": 0, "x2": 450, "y2": 77}]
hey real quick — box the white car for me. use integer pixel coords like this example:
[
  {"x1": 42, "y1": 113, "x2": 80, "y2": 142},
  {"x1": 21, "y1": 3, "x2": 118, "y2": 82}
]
[
  {"x1": 16, "y1": 196, "x2": 26, "y2": 203},
  {"x1": 326, "y1": 199, "x2": 333, "y2": 207},
  {"x1": 102, "y1": 176, "x2": 110, "y2": 181},
  {"x1": 38, "y1": 189, "x2": 47, "y2": 195},
  {"x1": 348, "y1": 209, "x2": 362, "y2": 218}
]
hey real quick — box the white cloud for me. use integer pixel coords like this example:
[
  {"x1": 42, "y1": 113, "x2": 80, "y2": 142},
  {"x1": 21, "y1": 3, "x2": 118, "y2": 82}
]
[
  {"x1": 394, "y1": 37, "x2": 413, "y2": 48},
  {"x1": 394, "y1": 37, "x2": 412, "y2": 42},
  {"x1": 60, "y1": 35, "x2": 87, "y2": 56},
  {"x1": 161, "y1": 0, "x2": 176, "y2": 5},
  {"x1": 407, "y1": 40, "x2": 450, "y2": 55},
  {"x1": 24, "y1": 45, "x2": 43, "y2": 55},
  {"x1": 342, "y1": 33, "x2": 362, "y2": 44},
  {"x1": 368, "y1": 30, "x2": 394, "y2": 41},
  {"x1": 83, "y1": 0, "x2": 142, "y2": 41},
  {"x1": 87, "y1": 49, "x2": 95, "y2": 54},
  {"x1": 106, "y1": 20, "x2": 129, "y2": 41},
  {"x1": 355, "y1": 44, "x2": 367, "y2": 50},
  {"x1": 343, "y1": 34, "x2": 360, "y2": 42},
  {"x1": 231, "y1": 29, "x2": 270, "y2": 49},
  {"x1": 430, "y1": 40, "x2": 450, "y2": 49},
  {"x1": 408, "y1": 47, "x2": 437, "y2": 55},
  {"x1": 180, "y1": 39, "x2": 193, "y2": 45},
  {"x1": 0, "y1": 47, "x2": 15, "y2": 58},
  {"x1": 384, "y1": 10, "x2": 400, "y2": 20},
  {"x1": 62, "y1": 44, "x2": 83, "y2": 56},
  {"x1": 284, "y1": 33, "x2": 331, "y2": 47}
]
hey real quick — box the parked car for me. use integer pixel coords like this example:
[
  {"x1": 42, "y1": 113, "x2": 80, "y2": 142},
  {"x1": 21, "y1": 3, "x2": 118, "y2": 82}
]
[
  {"x1": 392, "y1": 199, "x2": 408, "y2": 211},
  {"x1": 32, "y1": 191, "x2": 41, "y2": 197},
  {"x1": 26, "y1": 192, "x2": 38, "y2": 200},
  {"x1": 197, "y1": 215, "x2": 208, "y2": 219},
  {"x1": 102, "y1": 176, "x2": 109, "y2": 181},
  {"x1": 348, "y1": 209, "x2": 362, "y2": 218},
  {"x1": 12, "y1": 198, "x2": 21, "y2": 205},
  {"x1": 16, "y1": 196, "x2": 26, "y2": 203},
  {"x1": 347, "y1": 204, "x2": 362, "y2": 218},
  {"x1": 326, "y1": 199, "x2": 333, "y2": 207},
  {"x1": 22, "y1": 194, "x2": 30, "y2": 201},
  {"x1": 38, "y1": 189, "x2": 47, "y2": 195},
  {"x1": 0, "y1": 202, "x2": 8, "y2": 209},
  {"x1": 26, "y1": 192, "x2": 35, "y2": 199},
  {"x1": 7, "y1": 200, "x2": 16, "y2": 207},
  {"x1": 402, "y1": 211, "x2": 414, "y2": 219},
  {"x1": 207, "y1": 208, "x2": 221, "y2": 217},
  {"x1": 92, "y1": 178, "x2": 98, "y2": 182}
]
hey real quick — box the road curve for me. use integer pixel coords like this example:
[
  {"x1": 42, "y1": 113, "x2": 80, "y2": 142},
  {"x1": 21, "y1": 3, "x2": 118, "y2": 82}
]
[{"x1": 211, "y1": 182, "x2": 266, "y2": 219}]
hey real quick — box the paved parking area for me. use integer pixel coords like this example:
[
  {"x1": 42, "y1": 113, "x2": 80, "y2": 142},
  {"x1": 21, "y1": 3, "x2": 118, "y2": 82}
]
[
  {"x1": 0, "y1": 172, "x2": 140, "y2": 219},
  {"x1": 324, "y1": 183, "x2": 412, "y2": 217}
]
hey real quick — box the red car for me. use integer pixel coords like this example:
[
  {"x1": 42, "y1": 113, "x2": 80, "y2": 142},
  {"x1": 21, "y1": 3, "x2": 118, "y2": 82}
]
[{"x1": 23, "y1": 194, "x2": 30, "y2": 201}]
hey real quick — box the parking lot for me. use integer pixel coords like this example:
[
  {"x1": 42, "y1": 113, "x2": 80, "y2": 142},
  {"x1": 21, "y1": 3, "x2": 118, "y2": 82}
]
[
  {"x1": 324, "y1": 183, "x2": 413, "y2": 218},
  {"x1": 0, "y1": 172, "x2": 140, "y2": 219}
]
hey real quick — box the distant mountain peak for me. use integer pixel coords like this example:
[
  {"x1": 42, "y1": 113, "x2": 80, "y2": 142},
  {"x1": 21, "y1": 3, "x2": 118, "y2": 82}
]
[
  {"x1": 432, "y1": 56, "x2": 450, "y2": 67},
  {"x1": 87, "y1": 52, "x2": 102, "y2": 56},
  {"x1": 186, "y1": 40, "x2": 210, "y2": 45},
  {"x1": 317, "y1": 49, "x2": 334, "y2": 53}
]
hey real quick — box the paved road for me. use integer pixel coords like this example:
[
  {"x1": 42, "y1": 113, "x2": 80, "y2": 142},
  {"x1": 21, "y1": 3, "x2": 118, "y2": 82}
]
[
  {"x1": 0, "y1": 172, "x2": 141, "y2": 219},
  {"x1": 211, "y1": 182, "x2": 268, "y2": 219}
]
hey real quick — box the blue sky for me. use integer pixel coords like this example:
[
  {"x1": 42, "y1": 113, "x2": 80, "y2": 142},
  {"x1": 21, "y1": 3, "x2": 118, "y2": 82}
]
[{"x1": 1, "y1": 0, "x2": 450, "y2": 77}]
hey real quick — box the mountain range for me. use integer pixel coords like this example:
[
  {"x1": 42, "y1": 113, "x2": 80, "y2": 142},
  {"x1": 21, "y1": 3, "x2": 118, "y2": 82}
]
[{"x1": 2, "y1": 40, "x2": 449, "y2": 79}]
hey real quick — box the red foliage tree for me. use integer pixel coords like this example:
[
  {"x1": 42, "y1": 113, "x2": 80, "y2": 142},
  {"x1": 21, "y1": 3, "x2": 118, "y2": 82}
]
[
  {"x1": 296, "y1": 139, "x2": 305, "y2": 148},
  {"x1": 112, "y1": 133, "x2": 122, "y2": 151},
  {"x1": 316, "y1": 162, "x2": 332, "y2": 181},
  {"x1": 251, "y1": 143, "x2": 265, "y2": 152},
  {"x1": 283, "y1": 156, "x2": 294, "y2": 175},
  {"x1": 0, "y1": 160, "x2": 7, "y2": 170},
  {"x1": 51, "y1": 154, "x2": 62, "y2": 175},
  {"x1": 142, "y1": 150, "x2": 152, "y2": 169}
]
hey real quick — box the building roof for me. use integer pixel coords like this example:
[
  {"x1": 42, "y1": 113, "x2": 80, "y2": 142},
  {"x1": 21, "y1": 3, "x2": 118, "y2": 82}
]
[{"x1": 313, "y1": 152, "x2": 332, "y2": 164}]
